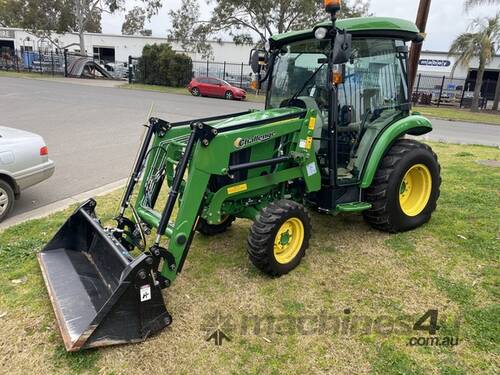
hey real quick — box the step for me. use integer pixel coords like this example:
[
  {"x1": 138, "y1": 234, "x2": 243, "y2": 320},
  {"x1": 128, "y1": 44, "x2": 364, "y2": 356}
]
[{"x1": 335, "y1": 202, "x2": 372, "y2": 212}]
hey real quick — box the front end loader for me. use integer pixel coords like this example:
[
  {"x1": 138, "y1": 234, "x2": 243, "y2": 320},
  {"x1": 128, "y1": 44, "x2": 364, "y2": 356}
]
[{"x1": 39, "y1": 3, "x2": 441, "y2": 351}]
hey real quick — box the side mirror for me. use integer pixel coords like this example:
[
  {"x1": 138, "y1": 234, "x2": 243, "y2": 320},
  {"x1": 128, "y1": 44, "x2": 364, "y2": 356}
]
[
  {"x1": 331, "y1": 30, "x2": 352, "y2": 64},
  {"x1": 249, "y1": 49, "x2": 268, "y2": 74}
]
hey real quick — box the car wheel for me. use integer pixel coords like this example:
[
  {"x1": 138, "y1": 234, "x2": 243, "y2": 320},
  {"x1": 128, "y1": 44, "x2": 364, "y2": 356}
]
[
  {"x1": 191, "y1": 87, "x2": 200, "y2": 96},
  {"x1": 0, "y1": 179, "x2": 14, "y2": 223},
  {"x1": 225, "y1": 91, "x2": 234, "y2": 100}
]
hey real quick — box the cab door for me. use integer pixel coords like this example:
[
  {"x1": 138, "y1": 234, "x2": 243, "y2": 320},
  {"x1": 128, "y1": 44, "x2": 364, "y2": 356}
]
[
  {"x1": 335, "y1": 38, "x2": 409, "y2": 185},
  {"x1": 209, "y1": 78, "x2": 224, "y2": 97}
]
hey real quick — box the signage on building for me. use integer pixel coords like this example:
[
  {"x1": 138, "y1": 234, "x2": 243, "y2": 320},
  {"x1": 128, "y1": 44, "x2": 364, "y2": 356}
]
[
  {"x1": 0, "y1": 29, "x2": 15, "y2": 39},
  {"x1": 419, "y1": 59, "x2": 451, "y2": 67}
]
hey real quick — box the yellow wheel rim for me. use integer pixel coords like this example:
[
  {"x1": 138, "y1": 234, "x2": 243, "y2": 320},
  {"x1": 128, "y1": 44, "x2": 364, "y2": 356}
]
[
  {"x1": 399, "y1": 164, "x2": 432, "y2": 217},
  {"x1": 273, "y1": 218, "x2": 304, "y2": 264}
]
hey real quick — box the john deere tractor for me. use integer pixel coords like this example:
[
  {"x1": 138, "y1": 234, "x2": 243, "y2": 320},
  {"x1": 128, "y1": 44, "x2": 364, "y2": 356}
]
[{"x1": 39, "y1": 2, "x2": 440, "y2": 351}]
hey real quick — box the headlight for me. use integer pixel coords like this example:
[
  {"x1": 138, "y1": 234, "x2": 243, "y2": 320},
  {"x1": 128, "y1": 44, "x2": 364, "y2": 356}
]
[{"x1": 314, "y1": 27, "x2": 328, "y2": 40}]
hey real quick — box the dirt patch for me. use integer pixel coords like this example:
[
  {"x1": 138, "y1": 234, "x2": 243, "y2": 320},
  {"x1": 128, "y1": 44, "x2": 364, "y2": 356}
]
[{"x1": 476, "y1": 159, "x2": 500, "y2": 167}]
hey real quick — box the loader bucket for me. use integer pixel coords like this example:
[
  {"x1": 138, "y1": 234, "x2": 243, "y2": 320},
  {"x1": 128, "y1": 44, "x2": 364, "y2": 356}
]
[{"x1": 38, "y1": 199, "x2": 171, "y2": 351}]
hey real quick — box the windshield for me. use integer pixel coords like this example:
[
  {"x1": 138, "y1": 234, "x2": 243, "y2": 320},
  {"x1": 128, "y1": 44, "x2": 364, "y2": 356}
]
[
  {"x1": 267, "y1": 39, "x2": 330, "y2": 111},
  {"x1": 267, "y1": 38, "x2": 409, "y2": 123}
]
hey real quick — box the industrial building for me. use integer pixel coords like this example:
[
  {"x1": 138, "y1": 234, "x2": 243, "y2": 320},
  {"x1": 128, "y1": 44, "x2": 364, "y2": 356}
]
[
  {"x1": 1, "y1": 26, "x2": 498, "y2": 94},
  {"x1": 0, "y1": 27, "x2": 250, "y2": 63}
]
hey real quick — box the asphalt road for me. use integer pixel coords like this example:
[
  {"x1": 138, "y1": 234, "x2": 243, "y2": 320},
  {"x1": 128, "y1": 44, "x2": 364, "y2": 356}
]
[{"x1": 0, "y1": 77, "x2": 499, "y2": 220}]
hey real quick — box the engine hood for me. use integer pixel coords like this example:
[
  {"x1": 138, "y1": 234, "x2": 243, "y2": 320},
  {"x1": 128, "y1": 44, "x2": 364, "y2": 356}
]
[{"x1": 207, "y1": 107, "x2": 306, "y2": 129}]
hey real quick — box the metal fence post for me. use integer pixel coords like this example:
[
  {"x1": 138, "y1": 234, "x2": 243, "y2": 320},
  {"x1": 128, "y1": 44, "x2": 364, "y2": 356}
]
[
  {"x1": 15, "y1": 49, "x2": 19, "y2": 72},
  {"x1": 437, "y1": 75, "x2": 445, "y2": 107},
  {"x1": 415, "y1": 73, "x2": 421, "y2": 95},
  {"x1": 223, "y1": 61, "x2": 226, "y2": 79},
  {"x1": 128, "y1": 55, "x2": 132, "y2": 84},
  {"x1": 206, "y1": 59, "x2": 209, "y2": 76},
  {"x1": 240, "y1": 62, "x2": 244, "y2": 88},
  {"x1": 51, "y1": 50, "x2": 54, "y2": 76},
  {"x1": 39, "y1": 48, "x2": 43, "y2": 74},
  {"x1": 64, "y1": 49, "x2": 68, "y2": 77},
  {"x1": 459, "y1": 83, "x2": 467, "y2": 108}
]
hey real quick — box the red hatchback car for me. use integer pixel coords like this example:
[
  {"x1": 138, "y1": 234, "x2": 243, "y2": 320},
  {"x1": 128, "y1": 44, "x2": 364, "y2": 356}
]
[{"x1": 188, "y1": 76, "x2": 246, "y2": 100}]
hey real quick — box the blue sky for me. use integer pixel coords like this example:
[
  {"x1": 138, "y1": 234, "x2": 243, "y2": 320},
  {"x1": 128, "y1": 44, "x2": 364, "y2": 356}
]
[{"x1": 101, "y1": 0, "x2": 500, "y2": 51}]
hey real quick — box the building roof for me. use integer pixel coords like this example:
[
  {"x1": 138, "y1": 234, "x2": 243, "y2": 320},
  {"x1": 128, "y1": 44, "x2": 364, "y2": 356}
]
[{"x1": 270, "y1": 17, "x2": 420, "y2": 47}]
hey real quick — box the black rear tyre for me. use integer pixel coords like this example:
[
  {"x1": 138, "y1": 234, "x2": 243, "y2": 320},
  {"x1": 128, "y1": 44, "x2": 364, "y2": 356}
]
[
  {"x1": 191, "y1": 87, "x2": 200, "y2": 96},
  {"x1": 196, "y1": 216, "x2": 235, "y2": 236},
  {"x1": 0, "y1": 179, "x2": 14, "y2": 223},
  {"x1": 363, "y1": 139, "x2": 441, "y2": 232},
  {"x1": 247, "y1": 200, "x2": 311, "y2": 276}
]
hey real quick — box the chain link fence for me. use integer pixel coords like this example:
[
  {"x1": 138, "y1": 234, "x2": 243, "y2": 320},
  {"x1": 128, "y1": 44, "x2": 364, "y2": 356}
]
[{"x1": 412, "y1": 73, "x2": 497, "y2": 109}]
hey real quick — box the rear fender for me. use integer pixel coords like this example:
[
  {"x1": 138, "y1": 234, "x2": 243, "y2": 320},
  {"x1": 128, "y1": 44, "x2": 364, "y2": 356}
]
[{"x1": 360, "y1": 115, "x2": 432, "y2": 189}]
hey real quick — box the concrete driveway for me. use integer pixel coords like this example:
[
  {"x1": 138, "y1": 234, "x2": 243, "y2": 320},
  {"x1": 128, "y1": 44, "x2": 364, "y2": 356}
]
[{"x1": 0, "y1": 76, "x2": 498, "y2": 223}]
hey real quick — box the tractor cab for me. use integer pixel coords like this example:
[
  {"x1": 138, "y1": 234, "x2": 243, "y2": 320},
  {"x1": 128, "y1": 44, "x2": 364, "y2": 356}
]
[{"x1": 251, "y1": 15, "x2": 423, "y2": 209}]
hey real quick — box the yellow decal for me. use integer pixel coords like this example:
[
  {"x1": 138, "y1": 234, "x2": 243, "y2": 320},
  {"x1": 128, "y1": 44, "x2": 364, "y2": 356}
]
[
  {"x1": 305, "y1": 137, "x2": 313, "y2": 150},
  {"x1": 227, "y1": 183, "x2": 248, "y2": 195},
  {"x1": 308, "y1": 117, "x2": 316, "y2": 130}
]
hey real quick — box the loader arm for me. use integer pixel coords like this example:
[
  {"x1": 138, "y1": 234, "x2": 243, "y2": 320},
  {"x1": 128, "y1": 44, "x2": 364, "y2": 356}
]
[{"x1": 130, "y1": 108, "x2": 321, "y2": 284}]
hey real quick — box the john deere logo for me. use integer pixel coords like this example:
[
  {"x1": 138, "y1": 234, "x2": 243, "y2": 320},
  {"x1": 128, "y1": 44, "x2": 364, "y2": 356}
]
[{"x1": 234, "y1": 132, "x2": 275, "y2": 148}]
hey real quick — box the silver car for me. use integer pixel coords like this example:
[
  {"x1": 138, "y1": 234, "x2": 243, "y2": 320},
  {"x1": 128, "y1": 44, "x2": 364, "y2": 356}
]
[{"x1": 0, "y1": 126, "x2": 55, "y2": 222}]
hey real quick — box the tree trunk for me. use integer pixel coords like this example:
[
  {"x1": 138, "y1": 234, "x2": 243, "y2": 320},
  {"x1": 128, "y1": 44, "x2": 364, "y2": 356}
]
[
  {"x1": 471, "y1": 60, "x2": 486, "y2": 112},
  {"x1": 493, "y1": 75, "x2": 500, "y2": 111},
  {"x1": 75, "y1": 0, "x2": 86, "y2": 56},
  {"x1": 78, "y1": 31, "x2": 86, "y2": 56}
]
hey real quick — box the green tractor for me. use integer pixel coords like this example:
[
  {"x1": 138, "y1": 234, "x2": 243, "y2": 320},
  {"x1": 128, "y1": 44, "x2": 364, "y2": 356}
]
[{"x1": 38, "y1": 3, "x2": 440, "y2": 351}]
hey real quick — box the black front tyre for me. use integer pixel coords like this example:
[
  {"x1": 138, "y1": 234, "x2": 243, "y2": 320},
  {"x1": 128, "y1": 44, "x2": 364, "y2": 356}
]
[
  {"x1": 247, "y1": 200, "x2": 311, "y2": 276},
  {"x1": 191, "y1": 87, "x2": 200, "y2": 96},
  {"x1": 196, "y1": 216, "x2": 235, "y2": 236},
  {"x1": 0, "y1": 179, "x2": 14, "y2": 223},
  {"x1": 225, "y1": 91, "x2": 234, "y2": 100},
  {"x1": 363, "y1": 139, "x2": 441, "y2": 233}
]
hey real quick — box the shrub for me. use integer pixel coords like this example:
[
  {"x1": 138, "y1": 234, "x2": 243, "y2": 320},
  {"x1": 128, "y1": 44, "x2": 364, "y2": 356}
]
[{"x1": 137, "y1": 43, "x2": 192, "y2": 87}]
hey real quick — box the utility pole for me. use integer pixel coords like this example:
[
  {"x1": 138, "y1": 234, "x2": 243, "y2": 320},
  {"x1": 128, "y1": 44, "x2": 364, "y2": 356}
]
[{"x1": 408, "y1": 0, "x2": 432, "y2": 93}]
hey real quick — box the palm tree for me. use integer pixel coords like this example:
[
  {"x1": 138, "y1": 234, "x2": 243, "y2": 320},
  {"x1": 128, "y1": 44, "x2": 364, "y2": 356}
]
[
  {"x1": 464, "y1": 0, "x2": 500, "y2": 11},
  {"x1": 449, "y1": 14, "x2": 500, "y2": 112}
]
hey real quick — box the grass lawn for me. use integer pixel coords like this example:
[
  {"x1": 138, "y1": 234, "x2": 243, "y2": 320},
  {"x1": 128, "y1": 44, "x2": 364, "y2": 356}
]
[
  {"x1": 120, "y1": 82, "x2": 266, "y2": 103},
  {"x1": 0, "y1": 142, "x2": 499, "y2": 374},
  {"x1": 0, "y1": 70, "x2": 61, "y2": 80},
  {"x1": 414, "y1": 106, "x2": 500, "y2": 126}
]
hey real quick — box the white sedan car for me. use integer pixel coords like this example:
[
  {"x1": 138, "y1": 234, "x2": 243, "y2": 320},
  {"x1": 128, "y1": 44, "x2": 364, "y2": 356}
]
[{"x1": 0, "y1": 126, "x2": 55, "y2": 222}]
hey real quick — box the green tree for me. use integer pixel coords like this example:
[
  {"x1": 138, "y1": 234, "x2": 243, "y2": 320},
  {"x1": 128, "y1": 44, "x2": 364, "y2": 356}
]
[
  {"x1": 122, "y1": 6, "x2": 146, "y2": 35},
  {"x1": 0, "y1": 0, "x2": 21, "y2": 28},
  {"x1": 449, "y1": 14, "x2": 500, "y2": 112},
  {"x1": 0, "y1": 0, "x2": 161, "y2": 54},
  {"x1": 137, "y1": 43, "x2": 193, "y2": 87},
  {"x1": 168, "y1": 0, "x2": 370, "y2": 58},
  {"x1": 464, "y1": 0, "x2": 500, "y2": 111}
]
